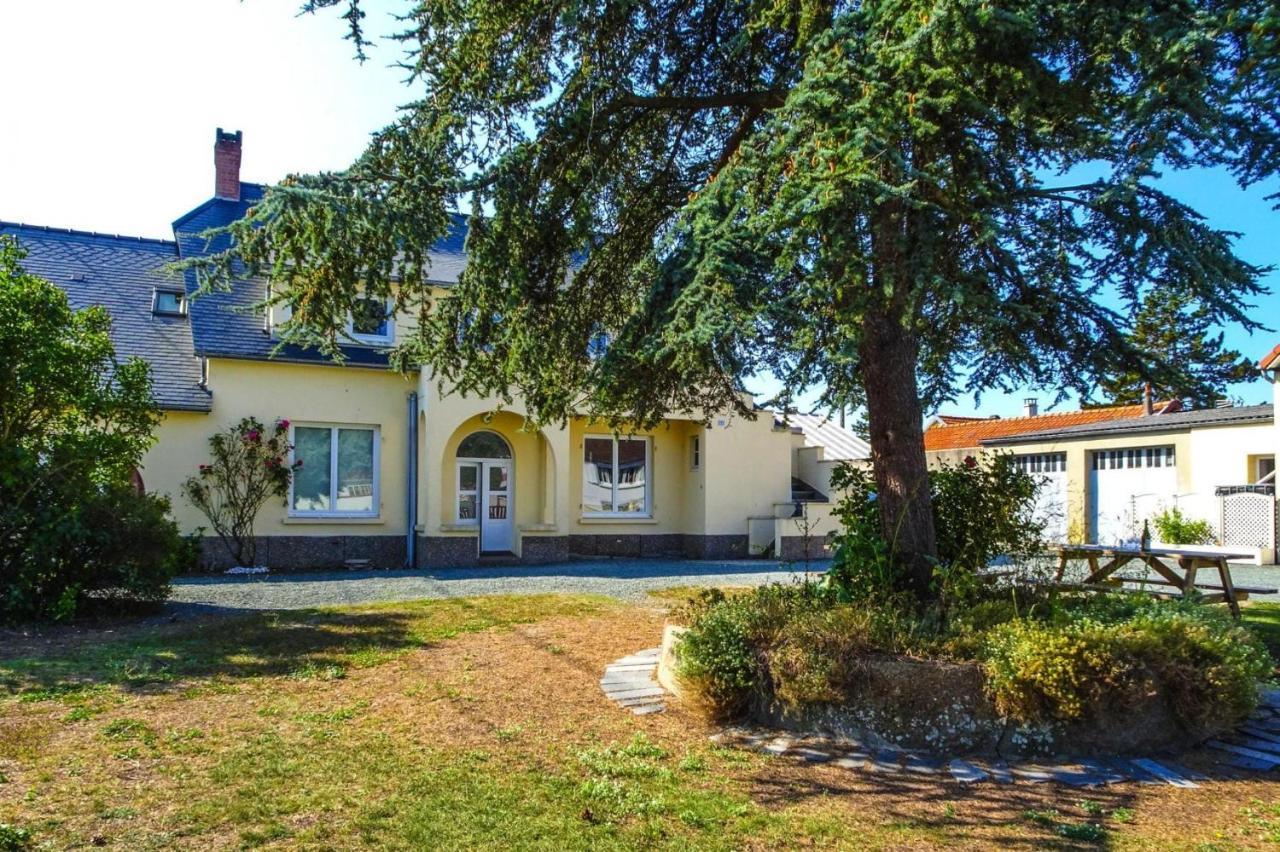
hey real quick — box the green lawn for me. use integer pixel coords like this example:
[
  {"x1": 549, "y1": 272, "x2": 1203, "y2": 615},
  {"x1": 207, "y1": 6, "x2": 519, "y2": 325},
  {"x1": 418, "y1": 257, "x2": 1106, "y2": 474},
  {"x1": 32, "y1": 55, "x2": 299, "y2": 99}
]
[
  {"x1": 1242, "y1": 601, "x2": 1280, "y2": 664},
  {"x1": 1, "y1": 594, "x2": 1279, "y2": 850}
]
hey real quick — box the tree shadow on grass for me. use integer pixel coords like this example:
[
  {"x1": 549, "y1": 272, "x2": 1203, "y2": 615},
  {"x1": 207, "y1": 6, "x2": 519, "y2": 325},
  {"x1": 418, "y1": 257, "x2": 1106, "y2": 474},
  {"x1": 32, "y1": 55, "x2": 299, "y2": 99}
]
[
  {"x1": 0, "y1": 597, "x2": 548, "y2": 698},
  {"x1": 749, "y1": 767, "x2": 1136, "y2": 850}
]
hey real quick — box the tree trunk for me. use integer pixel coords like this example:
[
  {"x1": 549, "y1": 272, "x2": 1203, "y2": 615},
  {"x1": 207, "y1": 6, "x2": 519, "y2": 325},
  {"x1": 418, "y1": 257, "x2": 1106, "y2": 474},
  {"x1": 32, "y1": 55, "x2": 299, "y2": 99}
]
[{"x1": 858, "y1": 314, "x2": 938, "y2": 598}]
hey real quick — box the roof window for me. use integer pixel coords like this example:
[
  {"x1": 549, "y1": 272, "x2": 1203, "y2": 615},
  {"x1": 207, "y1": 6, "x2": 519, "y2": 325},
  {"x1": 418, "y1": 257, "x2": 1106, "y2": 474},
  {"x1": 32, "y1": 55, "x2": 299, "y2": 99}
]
[{"x1": 153, "y1": 288, "x2": 187, "y2": 317}]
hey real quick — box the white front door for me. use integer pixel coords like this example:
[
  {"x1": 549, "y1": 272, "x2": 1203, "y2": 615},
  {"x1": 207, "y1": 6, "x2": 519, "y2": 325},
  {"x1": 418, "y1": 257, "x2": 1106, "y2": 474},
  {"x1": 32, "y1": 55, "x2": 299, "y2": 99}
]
[{"x1": 480, "y1": 460, "x2": 513, "y2": 553}]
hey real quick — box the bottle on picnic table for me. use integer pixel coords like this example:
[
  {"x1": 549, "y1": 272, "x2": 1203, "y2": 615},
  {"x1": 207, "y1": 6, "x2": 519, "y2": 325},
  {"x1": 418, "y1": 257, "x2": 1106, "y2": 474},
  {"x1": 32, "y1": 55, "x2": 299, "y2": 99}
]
[{"x1": 1140, "y1": 519, "x2": 1151, "y2": 551}]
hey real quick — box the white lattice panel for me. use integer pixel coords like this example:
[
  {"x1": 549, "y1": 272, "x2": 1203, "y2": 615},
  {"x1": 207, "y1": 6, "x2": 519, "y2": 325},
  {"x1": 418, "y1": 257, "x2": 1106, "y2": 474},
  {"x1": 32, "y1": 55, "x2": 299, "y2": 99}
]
[{"x1": 1220, "y1": 493, "x2": 1278, "y2": 549}]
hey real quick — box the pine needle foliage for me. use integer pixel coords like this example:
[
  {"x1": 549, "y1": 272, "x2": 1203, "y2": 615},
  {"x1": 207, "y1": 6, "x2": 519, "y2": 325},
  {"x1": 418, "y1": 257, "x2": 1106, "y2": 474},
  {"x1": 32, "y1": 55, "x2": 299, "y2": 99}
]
[
  {"x1": 1098, "y1": 287, "x2": 1257, "y2": 406},
  {"x1": 178, "y1": 0, "x2": 1280, "y2": 597}
]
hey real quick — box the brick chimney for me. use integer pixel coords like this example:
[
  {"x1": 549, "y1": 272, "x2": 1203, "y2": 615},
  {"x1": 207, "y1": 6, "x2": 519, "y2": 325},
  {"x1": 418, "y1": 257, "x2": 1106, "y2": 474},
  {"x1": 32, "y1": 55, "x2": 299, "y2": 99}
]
[{"x1": 214, "y1": 128, "x2": 242, "y2": 201}]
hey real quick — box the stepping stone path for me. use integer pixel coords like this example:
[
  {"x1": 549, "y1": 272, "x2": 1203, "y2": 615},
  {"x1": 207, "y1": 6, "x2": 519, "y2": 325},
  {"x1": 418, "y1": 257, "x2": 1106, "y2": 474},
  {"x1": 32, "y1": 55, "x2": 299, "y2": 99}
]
[
  {"x1": 600, "y1": 650, "x2": 1280, "y2": 787},
  {"x1": 599, "y1": 647, "x2": 665, "y2": 715}
]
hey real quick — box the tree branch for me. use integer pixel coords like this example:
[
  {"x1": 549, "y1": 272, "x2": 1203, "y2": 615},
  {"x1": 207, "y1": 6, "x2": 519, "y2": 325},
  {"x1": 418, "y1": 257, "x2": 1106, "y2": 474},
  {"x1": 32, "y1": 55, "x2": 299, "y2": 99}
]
[{"x1": 615, "y1": 90, "x2": 787, "y2": 111}]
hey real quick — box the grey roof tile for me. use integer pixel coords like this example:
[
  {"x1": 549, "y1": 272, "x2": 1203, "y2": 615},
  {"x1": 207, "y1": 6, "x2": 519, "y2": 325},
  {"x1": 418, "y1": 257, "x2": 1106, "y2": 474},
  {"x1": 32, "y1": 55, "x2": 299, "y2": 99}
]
[
  {"x1": 172, "y1": 183, "x2": 466, "y2": 369},
  {"x1": 0, "y1": 221, "x2": 212, "y2": 412},
  {"x1": 6, "y1": 182, "x2": 472, "y2": 400},
  {"x1": 982, "y1": 403, "x2": 1274, "y2": 445}
]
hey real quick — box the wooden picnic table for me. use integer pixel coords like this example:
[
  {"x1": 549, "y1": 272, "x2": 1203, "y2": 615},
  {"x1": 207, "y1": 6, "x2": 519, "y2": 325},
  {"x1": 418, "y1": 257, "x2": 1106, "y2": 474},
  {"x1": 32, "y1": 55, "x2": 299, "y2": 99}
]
[{"x1": 1052, "y1": 544, "x2": 1275, "y2": 619}]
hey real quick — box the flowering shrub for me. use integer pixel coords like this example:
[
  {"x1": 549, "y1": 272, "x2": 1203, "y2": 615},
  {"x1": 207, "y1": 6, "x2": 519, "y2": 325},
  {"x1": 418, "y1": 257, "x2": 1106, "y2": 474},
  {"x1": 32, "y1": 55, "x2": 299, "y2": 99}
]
[
  {"x1": 181, "y1": 417, "x2": 299, "y2": 567},
  {"x1": 982, "y1": 600, "x2": 1271, "y2": 725}
]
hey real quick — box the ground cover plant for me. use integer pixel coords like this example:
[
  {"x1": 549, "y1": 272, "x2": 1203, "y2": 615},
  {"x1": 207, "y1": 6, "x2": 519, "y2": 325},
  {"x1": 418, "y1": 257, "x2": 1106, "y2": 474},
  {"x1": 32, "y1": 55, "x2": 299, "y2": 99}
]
[
  {"x1": 675, "y1": 581, "x2": 1273, "y2": 733},
  {"x1": 2, "y1": 592, "x2": 1278, "y2": 849}
]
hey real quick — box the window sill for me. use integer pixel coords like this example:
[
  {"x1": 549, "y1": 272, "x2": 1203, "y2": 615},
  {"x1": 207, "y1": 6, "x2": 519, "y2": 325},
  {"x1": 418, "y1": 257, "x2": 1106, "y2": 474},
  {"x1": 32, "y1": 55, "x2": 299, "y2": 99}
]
[
  {"x1": 438, "y1": 523, "x2": 479, "y2": 534},
  {"x1": 519, "y1": 523, "x2": 559, "y2": 533},
  {"x1": 578, "y1": 516, "x2": 659, "y2": 525},
  {"x1": 282, "y1": 515, "x2": 383, "y2": 525}
]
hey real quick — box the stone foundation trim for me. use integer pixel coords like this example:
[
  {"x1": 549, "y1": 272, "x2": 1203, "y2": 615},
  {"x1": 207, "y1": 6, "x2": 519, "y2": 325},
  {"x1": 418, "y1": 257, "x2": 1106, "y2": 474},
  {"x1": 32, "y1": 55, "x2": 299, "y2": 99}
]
[
  {"x1": 418, "y1": 534, "x2": 480, "y2": 568},
  {"x1": 568, "y1": 533, "x2": 750, "y2": 560},
  {"x1": 778, "y1": 536, "x2": 834, "y2": 561},
  {"x1": 518, "y1": 535, "x2": 570, "y2": 564},
  {"x1": 198, "y1": 535, "x2": 406, "y2": 573}
]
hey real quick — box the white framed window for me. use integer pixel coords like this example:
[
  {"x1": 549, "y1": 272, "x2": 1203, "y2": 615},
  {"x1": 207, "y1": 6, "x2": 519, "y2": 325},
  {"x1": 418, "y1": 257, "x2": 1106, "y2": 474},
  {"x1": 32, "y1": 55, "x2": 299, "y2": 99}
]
[
  {"x1": 346, "y1": 295, "x2": 394, "y2": 345},
  {"x1": 454, "y1": 430, "x2": 513, "y2": 525},
  {"x1": 1091, "y1": 446, "x2": 1175, "y2": 470},
  {"x1": 1013, "y1": 452, "x2": 1065, "y2": 474},
  {"x1": 153, "y1": 288, "x2": 187, "y2": 316},
  {"x1": 289, "y1": 423, "x2": 380, "y2": 517},
  {"x1": 690, "y1": 435, "x2": 701, "y2": 470},
  {"x1": 582, "y1": 435, "x2": 651, "y2": 516}
]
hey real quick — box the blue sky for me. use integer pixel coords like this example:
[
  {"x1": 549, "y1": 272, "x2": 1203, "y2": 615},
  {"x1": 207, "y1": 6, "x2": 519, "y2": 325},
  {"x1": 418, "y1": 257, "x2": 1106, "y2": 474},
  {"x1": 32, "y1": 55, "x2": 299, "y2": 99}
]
[{"x1": 2, "y1": 1, "x2": 1276, "y2": 419}]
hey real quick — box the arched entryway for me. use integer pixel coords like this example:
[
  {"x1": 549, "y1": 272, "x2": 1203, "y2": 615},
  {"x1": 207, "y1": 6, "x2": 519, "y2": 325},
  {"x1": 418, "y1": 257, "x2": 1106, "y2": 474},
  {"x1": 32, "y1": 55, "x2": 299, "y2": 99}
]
[{"x1": 456, "y1": 430, "x2": 514, "y2": 554}]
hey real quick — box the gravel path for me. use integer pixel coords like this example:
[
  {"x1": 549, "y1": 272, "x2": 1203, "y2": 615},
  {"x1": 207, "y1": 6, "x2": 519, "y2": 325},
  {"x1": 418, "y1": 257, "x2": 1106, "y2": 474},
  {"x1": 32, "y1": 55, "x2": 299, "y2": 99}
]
[
  {"x1": 168, "y1": 557, "x2": 1280, "y2": 616},
  {"x1": 168, "y1": 558, "x2": 830, "y2": 615}
]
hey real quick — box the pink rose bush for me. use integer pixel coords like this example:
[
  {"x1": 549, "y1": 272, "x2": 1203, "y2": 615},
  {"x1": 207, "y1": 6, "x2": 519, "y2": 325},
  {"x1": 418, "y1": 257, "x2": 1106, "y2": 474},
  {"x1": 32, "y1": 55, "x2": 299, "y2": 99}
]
[{"x1": 181, "y1": 416, "x2": 302, "y2": 567}]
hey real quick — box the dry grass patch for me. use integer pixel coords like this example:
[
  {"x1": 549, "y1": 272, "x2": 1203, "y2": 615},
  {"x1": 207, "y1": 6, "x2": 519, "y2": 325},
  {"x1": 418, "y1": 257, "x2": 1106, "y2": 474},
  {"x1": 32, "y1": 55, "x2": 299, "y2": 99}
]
[{"x1": 1, "y1": 593, "x2": 1278, "y2": 849}]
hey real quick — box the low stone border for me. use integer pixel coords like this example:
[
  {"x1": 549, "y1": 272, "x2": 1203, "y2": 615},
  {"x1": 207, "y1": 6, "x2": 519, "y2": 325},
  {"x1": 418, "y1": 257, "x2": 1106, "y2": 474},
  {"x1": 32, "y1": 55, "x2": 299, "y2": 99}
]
[
  {"x1": 601, "y1": 647, "x2": 1280, "y2": 785},
  {"x1": 600, "y1": 647, "x2": 665, "y2": 715}
]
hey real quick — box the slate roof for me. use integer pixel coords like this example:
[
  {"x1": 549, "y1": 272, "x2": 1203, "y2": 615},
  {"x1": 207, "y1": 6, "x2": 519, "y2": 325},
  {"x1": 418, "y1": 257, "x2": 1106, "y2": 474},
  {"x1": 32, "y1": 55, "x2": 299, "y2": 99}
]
[
  {"x1": 171, "y1": 183, "x2": 386, "y2": 369},
  {"x1": 778, "y1": 412, "x2": 871, "y2": 461},
  {"x1": 981, "y1": 403, "x2": 1274, "y2": 445},
  {"x1": 922, "y1": 402, "x2": 1171, "y2": 451},
  {"x1": 0, "y1": 221, "x2": 212, "y2": 412},
  {"x1": 171, "y1": 185, "x2": 468, "y2": 369}
]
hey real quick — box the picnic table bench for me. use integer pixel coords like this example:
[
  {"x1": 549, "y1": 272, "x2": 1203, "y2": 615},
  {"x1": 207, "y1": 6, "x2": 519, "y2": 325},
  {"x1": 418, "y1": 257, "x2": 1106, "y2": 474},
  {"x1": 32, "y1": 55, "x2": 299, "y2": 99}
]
[{"x1": 1052, "y1": 544, "x2": 1275, "y2": 618}]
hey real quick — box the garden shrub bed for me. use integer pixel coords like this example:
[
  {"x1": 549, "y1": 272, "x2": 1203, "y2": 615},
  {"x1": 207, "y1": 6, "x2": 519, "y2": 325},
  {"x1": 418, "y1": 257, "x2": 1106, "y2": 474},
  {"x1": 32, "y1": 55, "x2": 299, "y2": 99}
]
[{"x1": 671, "y1": 584, "x2": 1274, "y2": 758}]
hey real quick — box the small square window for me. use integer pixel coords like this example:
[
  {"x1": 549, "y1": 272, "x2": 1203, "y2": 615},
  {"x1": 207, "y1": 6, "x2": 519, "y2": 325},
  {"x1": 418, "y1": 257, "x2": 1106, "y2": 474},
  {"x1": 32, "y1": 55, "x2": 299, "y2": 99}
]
[
  {"x1": 153, "y1": 289, "x2": 186, "y2": 316},
  {"x1": 348, "y1": 296, "x2": 393, "y2": 344}
]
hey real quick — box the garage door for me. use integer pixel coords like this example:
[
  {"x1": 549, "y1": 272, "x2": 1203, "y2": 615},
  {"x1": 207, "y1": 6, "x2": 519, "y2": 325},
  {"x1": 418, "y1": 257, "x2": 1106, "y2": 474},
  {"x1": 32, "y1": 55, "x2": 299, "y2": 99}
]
[
  {"x1": 1088, "y1": 446, "x2": 1177, "y2": 545},
  {"x1": 1013, "y1": 452, "x2": 1068, "y2": 543}
]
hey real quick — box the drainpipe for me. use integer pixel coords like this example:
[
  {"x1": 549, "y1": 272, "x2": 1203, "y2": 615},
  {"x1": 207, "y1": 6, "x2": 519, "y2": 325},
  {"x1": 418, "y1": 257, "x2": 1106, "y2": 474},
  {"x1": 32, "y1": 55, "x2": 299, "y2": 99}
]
[{"x1": 406, "y1": 391, "x2": 419, "y2": 568}]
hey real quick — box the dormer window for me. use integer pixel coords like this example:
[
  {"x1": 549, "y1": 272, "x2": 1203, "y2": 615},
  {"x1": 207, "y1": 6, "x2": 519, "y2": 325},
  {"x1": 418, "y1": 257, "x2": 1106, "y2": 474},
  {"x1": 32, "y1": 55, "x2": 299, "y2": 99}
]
[
  {"x1": 587, "y1": 329, "x2": 611, "y2": 359},
  {"x1": 347, "y1": 296, "x2": 393, "y2": 345},
  {"x1": 153, "y1": 288, "x2": 187, "y2": 316}
]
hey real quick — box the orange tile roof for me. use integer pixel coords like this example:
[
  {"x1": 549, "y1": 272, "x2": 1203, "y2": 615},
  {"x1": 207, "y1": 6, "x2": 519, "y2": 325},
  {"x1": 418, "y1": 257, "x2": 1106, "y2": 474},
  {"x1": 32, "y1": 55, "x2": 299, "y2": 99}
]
[
  {"x1": 924, "y1": 403, "x2": 1167, "y2": 451},
  {"x1": 1261, "y1": 342, "x2": 1280, "y2": 371}
]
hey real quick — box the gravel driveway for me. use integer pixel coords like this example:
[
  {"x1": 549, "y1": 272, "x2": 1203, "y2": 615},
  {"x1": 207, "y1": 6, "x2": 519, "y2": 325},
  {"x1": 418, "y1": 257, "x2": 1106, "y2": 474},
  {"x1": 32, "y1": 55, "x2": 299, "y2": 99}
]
[
  {"x1": 167, "y1": 557, "x2": 1280, "y2": 616},
  {"x1": 168, "y1": 558, "x2": 831, "y2": 614}
]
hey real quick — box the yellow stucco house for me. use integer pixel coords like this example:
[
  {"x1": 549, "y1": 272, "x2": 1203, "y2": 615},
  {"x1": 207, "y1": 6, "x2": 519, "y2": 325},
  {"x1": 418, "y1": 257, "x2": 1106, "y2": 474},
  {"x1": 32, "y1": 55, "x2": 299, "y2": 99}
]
[{"x1": 2, "y1": 130, "x2": 866, "y2": 570}]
